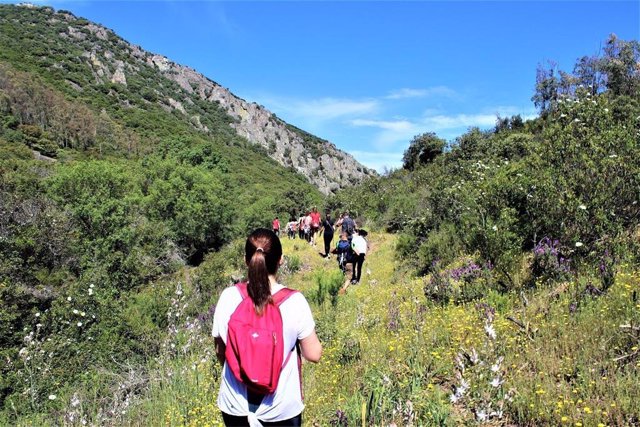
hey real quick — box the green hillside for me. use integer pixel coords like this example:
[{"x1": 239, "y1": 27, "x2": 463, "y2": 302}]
[
  {"x1": 1, "y1": 2, "x2": 639, "y2": 426},
  {"x1": 0, "y1": 4, "x2": 323, "y2": 417}
]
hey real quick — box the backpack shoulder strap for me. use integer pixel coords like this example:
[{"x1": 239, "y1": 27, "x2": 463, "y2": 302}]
[
  {"x1": 272, "y1": 287, "x2": 298, "y2": 306},
  {"x1": 235, "y1": 281, "x2": 249, "y2": 300}
]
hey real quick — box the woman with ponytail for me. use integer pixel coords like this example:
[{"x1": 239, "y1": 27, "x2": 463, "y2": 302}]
[{"x1": 213, "y1": 228, "x2": 322, "y2": 426}]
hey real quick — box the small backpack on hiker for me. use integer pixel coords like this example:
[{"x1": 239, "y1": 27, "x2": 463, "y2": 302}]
[
  {"x1": 335, "y1": 239, "x2": 353, "y2": 274},
  {"x1": 225, "y1": 282, "x2": 301, "y2": 395}
]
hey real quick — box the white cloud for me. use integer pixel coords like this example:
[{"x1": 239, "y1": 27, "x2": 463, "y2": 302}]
[
  {"x1": 421, "y1": 113, "x2": 497, "y2": 131},
  {"x1": 350, "y1": 119, "x2": 415, "y2": 132},
  {"x1": 256, "y1": 96, "x2": 379, "y2": 122},
  {"x1": 349, "y1": 150, "x2": 404, "y2": 173},
  {"x1": 385, "y1": 86, "x2": 457, "y2": 100}
]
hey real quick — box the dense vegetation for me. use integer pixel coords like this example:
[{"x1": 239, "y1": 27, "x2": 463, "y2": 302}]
[
  {"x1": 1, "y1": 2, "x2": 639, "y2": 424},
  {"x1": 0, "y1": 4, "x2": 322, "y2": 420},
  {"x1": 331, "y1": 34, "x2": 639, "y2": 292}
]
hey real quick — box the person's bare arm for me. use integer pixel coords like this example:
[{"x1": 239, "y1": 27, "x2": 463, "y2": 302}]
[
  {"x1": 214, "y1": 336, "x2": 226, "y2": 366},
  {"x1": 299, "y1": 330, "x2": 322, "y2": 363}
]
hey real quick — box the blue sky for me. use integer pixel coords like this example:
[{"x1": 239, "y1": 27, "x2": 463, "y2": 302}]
[{"x1": 4, "y1": 1, "x2": 639, "y2": 171}]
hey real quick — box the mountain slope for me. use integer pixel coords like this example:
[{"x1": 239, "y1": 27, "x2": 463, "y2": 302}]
[{"x1": 0, "y1": 4, "x2": 375, "y2": 194}]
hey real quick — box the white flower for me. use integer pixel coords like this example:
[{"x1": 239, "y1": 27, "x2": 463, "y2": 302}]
[
  {"x1": 578, "y1": 205, "x2": 586, "y2": 210},
  {"x1": 484, "y1": 324, "x2": 497, "y2": 340},
  {"x1": 449, "y1": 394, "x2": 459, "y2": 403},
  {"x1": 575, "y1": 242, "x2": 583, "y2": 248},
  {"x1": 88, "y1": 289, "x2": 93, "y2": 296},
  {"x1": 604, "y1": 108, "x2": 609, "y2": 112},
  {"x1": 77, "y1": 322, "x2": 83, "y2": 327},
  {"x1": 80, "y1": 312, "x2": 86, "y2": 317},
  {"x1": 490, "y1": 377, "x2": 503, "y2": 388},
  {"x1": 35, "y1": 312, "x2": 40, "y2": 317},
  {"x1": 67, "y1": 297, "x2": 72, "y2": 302},
  {"x1": 89, "y1": 284, "x2": 94, "y2": 288},
  {"x1": 71, "y1": 394, "x2": 80, "y2": 407},
  {"x1": 492, "y1": 225, "x2": 498, "y2": 231},
  {"x1": 48, "y1": 394, "x2": 57, "y2": 400},
  {"x1": 476, "y1": 410, "x2": 488, "y2": 421},
  {"x1": 73, "y1": 309, "x2": 79, "y2": 315},
  {"x1": 609, "y1": 154, "x2": 618, "y2": 158}
]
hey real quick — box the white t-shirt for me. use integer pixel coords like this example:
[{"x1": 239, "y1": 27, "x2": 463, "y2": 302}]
[
  {"x1": 351, "y1": 234, "x2": 368, "y2": 255},
  {"x1": 212, "y1": 283, "x2": 316, "y2": 422}
]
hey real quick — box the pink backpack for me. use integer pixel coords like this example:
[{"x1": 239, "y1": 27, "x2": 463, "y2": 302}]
[{"x1": 225, "y1": 282, "x2": 299, "y2": 395}]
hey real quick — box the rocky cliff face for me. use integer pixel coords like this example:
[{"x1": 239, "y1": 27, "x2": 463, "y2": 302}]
[
  {"x1": 41, "y1": 6, "x2": 376, "y2": 194},
  {"x1": 143, "y1": 54, "x2": 376, "y2": 194}
]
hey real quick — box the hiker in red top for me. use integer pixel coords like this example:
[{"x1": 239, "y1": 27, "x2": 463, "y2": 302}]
[
  {"x1": 272, "y1": 216, "x2": 280, "y2": 236},
  {"x1": 309, "y1": 207, "x2": 321, "y2": 246}
]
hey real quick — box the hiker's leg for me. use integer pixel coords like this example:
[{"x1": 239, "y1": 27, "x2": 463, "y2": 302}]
[
  {"x1": 355, "y1": 254, "x2": 364, "y2": 282},
  {"x1": 324, "y1": 234, "x2": 332, "y2": 256}
]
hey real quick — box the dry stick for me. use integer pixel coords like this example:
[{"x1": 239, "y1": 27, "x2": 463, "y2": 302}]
[{"x1": 506, "y1": 316, "x2": 536, "y2": 341}]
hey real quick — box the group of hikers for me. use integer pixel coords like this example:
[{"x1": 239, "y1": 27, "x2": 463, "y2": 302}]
[
  {"x1": 211, "y1": 209, "x2": 368, "y2": 426},
  {"x1": 272, "y1": 208, "x2": 368, "y2": 285}
]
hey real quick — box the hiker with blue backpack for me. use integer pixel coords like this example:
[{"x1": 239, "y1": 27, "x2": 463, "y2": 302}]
[
  {"x1": 212, "y1": 228, "x2": 322, "y2": 427},
  {"x1": 333, "y1": 231, "x2": 353, "y2": 275}
]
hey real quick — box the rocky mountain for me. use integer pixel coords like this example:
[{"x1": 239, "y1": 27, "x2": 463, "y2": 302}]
[{"x1": 0, "y1": 4, "x2": 375, "y2": 194}]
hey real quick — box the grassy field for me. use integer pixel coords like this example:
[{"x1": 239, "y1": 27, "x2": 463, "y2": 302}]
[{"x1": 102, "y1": 231, "x2": 637, "y2": 426}]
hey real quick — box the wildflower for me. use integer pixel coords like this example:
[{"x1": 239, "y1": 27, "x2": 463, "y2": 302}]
[
  {"x1": 484, "y1": 324, "x2": 496, "y2": 340},
  {"x1": 71, "y1": 394, "x2": 80, "y2": 407},
  {"x1": 578, "y1": 205, "x2": 586, "y2": 210},
  {"x1": 73, "y1": 309, "x2": 79, "y2": 315},
  {"x1": 67, "y1": 297, "x2": 72, "y2": 302},
  {"x1": 35, "y1": 312, "x2": 40, "y2": 317},
  {"x1": 48, "y1": 394, "x2": 57, "y2": 400},
  {"x1": 77, "y1": 322, "x2": 82, "y2": 327},
  {"x1": 490, "y1": 377, "x2": 503, "y2": 388},
  {"x1": 575, "y1": 242, "x2": 583, "y2": 248},
  {"x1": 492, "y1": 225, "x2": 498, "y2": 231}
]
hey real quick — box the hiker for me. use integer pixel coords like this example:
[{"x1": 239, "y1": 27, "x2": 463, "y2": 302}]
[
  {"x1": 303, "y1": 212, "x2": 313, "y2": 244},
  {"x1": 320, "y1": 212, "x2": 334, "y2": 258},
  {"x1": 333, "y1": 231, "x2": 353, "y2": 275},
  {"x1": 272, "y1": 216, "x2": 280, "y2": 236},
  {"x1": 350, "y1": 229, "x2": 368, "y2": 284},
  {"x1": 309, "y1": 207, "x2": 321, "y2": 245},
  {"x1": 297, "y1": 215, "x2": 305, "y2": 240},
  {"x1": 341, "y1": 212, "x2": 356, "y2": 237},
  {"x1": 286, "y1": 218, "x2": 297, "y2": 239},
  {"x1": 212, "y1": 228, "x2": 322, "y2": 427}
]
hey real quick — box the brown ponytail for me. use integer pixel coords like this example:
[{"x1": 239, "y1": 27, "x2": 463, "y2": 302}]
[{"x1": 245, "y1": 228, "x2": 282, "y2": 315}]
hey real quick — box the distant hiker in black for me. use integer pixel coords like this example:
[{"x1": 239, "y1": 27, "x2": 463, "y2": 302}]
[
  {"x1": 321, "y1": 213, "x2": 334, "y2": 258},
  {"x1": 341, "y1": 212, "x2": 356, "y2": 237}
]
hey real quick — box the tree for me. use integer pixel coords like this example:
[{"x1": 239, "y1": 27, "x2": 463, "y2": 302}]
[
  {"x1": 601, "y1": 34, "x2": 640, "y2": 97},
  {"x1": 402, "y1": 132, "x2": 446, "y2": 171}
]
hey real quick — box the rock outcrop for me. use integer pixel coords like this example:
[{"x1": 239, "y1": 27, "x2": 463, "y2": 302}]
[{"x1": 41, "y1": 6, "x2": 376, "y2": 194}]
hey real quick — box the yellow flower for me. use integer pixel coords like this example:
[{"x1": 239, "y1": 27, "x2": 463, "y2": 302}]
[{"x1": 561, "y1": 417, "x2": 569, "y2": 423}]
